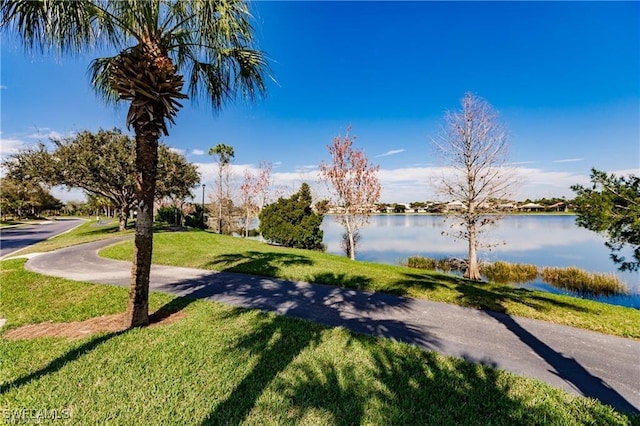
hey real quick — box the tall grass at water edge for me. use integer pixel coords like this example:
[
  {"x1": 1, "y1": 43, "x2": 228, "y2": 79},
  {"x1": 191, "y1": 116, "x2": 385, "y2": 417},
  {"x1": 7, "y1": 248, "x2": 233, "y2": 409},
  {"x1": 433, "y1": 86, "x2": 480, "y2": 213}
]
[
  {"x1": 406, "y1": 256, "x2": 629, "y2": 297},
  {"x1": 542, "y1": 266, "x2": 629, "y2": 297}
]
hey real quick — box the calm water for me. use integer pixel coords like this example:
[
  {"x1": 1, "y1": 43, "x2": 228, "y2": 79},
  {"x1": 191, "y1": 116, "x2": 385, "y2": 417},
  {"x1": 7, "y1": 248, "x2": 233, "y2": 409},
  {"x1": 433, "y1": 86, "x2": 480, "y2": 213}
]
[{"x1": 321, "y1": 215, "x2": 640, "y2": 309}]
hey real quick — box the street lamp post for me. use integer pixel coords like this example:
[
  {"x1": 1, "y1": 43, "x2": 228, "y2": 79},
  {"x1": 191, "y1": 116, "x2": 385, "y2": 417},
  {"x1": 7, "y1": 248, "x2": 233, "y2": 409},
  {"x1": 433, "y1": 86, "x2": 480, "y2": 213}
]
[{"x1": 201, "y1": 184, "x2": 206, "y2": 229}]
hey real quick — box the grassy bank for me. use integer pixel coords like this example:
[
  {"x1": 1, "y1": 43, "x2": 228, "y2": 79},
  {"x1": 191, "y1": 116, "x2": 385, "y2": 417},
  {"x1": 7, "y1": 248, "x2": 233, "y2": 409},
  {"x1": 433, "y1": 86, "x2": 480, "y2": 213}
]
[
  {"x1": 1, "y1": 258, "x2": 636, "y2": 424},
  {"x1": 99, "y1": 231, "x2": 640, "y2": 340}
]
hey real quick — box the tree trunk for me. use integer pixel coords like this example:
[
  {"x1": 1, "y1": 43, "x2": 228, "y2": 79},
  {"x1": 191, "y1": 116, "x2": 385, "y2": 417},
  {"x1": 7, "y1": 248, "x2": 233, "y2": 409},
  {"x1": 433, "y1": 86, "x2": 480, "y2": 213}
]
[
  {"x1": 345, "y1": 216, "x2": 356, "y2": 261},
  {"x1": 465, "y1": 221, "x2": 481, "y2": 280},
  {"x1": 125, "y1": 133, "x2": 159, "y2": 328},
  {"x1": 118, "y1": 204, "x2": 129, "y2": 231}
]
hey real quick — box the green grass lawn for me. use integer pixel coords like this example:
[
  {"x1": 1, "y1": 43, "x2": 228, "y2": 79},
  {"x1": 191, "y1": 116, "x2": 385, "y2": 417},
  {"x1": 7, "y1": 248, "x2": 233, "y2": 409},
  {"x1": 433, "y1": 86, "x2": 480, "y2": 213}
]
[
  {"x1": 1, "y1": 258, "x2": 636, "y2": 425},
  {"x1": 99, "y1": 230, "x2": 640, "y2": 340}
]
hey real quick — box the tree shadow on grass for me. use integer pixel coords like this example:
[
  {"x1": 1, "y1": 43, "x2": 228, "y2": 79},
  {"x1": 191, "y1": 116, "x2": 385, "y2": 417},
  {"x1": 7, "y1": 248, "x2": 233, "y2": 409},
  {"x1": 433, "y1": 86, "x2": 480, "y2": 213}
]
[
  {"x1": 0, "y1": 296, "x2": 196, "y2": 395},
  {"x1": 206, "y1": 251, "x2": 313, "y2": 277},
  {"x1": 201, "y1": 313, "x2": 322, "y2": 425},
  {"x1": 270, "y1": 332, "x2": 632, "y2": 424},
  {"x1": 391, "y1": 271, "x2": 468, "y2": 296}
]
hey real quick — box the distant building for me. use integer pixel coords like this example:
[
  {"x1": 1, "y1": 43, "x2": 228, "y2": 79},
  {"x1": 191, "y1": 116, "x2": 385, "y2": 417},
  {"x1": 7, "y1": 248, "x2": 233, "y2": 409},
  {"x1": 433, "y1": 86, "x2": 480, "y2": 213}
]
[
  {"x1": 445, "y1": 200, "x2": 466, "y2": 211},
  {"x1": 547, "y1": 202, "x2": 568, "y2": 212},
  {"x1": 518, "y1": 202, "x2": 545, "y2": 212}
]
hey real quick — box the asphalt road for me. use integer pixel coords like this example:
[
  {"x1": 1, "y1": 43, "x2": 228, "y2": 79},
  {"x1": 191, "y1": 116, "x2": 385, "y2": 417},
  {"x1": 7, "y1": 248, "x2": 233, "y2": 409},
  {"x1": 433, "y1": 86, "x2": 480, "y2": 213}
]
[
  {"x1": 0, "y1": 218, "x2": 85, "y2": 258},
  {"x1": 23, "y1": 238, "x2": 640, "y2": 414}
]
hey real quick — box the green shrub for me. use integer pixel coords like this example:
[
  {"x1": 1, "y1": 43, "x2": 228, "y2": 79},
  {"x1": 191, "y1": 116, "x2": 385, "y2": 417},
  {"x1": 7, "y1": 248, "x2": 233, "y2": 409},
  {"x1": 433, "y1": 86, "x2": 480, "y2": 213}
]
[
  {"x1": 155, "y1": 206, "x2": 182, "y2": 225},
  {"x1": 259, "y1": 183, "x2": 324, "y2": 250}
]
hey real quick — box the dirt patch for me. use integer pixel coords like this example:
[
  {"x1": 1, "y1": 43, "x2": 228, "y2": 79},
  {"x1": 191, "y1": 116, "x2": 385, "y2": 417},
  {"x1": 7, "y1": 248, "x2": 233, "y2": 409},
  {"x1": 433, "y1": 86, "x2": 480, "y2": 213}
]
[{"x1": 3, "y1": 311, "x2": 186, "y2": 341}]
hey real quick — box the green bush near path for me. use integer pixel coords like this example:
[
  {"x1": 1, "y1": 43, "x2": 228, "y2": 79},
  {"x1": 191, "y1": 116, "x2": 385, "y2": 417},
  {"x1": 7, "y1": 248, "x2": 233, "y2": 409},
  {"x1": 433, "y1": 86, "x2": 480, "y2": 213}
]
[
  {"x1": 99, "y1": 231, "x2": 640, "y2": 340},
  {"x1": 1, "y1": 258, "x2": 637, "y2": 424}
]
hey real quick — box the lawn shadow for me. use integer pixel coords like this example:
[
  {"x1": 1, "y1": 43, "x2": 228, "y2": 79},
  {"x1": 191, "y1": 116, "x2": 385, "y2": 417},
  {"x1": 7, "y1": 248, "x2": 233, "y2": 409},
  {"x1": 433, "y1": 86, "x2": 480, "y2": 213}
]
[
  {"x1": 0, "y1": 296, "x2": 196, "y2": 395},
  {"x1": 207, "y1": 251, "x2": 313, "y2": 277},
  {"x1": 485, "y1": 310, "x2": 639, "y2": 415}
]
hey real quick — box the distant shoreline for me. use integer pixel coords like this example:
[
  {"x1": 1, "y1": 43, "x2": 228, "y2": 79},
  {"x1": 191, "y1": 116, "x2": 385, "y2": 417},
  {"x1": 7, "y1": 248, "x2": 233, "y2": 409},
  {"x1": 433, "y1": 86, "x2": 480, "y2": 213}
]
[{"x1": 325, "y1": 212, "x2": 577, "y2": 216}]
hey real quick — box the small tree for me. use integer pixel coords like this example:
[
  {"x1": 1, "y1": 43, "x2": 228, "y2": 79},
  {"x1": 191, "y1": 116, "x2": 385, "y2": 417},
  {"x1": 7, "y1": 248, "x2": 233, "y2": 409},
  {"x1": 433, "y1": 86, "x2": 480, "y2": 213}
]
[
  {"x1": 571, "y1": 169, "x2": 640, "y2": 271},
  {"x1": 432, "y1": 92, "x2": 517, "y2": 280},
  {"x1": 259, "y1": 183, "x2": 324, "y2": 250},
  {"x1": 320, "y1": 126, "x2": 381, "y2": 260}
]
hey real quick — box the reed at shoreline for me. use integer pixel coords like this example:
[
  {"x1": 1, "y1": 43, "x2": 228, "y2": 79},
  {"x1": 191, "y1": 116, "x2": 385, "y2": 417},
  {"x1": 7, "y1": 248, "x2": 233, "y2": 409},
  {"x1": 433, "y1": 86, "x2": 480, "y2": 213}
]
[{"x1": 405, "y1": 256, "x2": 629, "y2": 297}]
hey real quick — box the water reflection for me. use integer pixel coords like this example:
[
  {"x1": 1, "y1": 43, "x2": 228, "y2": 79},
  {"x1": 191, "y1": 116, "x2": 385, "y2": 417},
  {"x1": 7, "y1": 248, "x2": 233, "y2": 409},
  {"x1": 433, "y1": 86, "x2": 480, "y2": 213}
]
[{"x1": 322, "y1": 215, "x2": 639, "y2": 309}]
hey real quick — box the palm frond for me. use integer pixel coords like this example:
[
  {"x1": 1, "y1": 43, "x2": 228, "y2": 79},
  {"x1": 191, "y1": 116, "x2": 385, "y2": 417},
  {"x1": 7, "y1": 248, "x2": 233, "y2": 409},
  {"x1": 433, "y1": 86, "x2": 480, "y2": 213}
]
[{"x1": 88, "y1": 55, "x2": 120, "y2": 104}]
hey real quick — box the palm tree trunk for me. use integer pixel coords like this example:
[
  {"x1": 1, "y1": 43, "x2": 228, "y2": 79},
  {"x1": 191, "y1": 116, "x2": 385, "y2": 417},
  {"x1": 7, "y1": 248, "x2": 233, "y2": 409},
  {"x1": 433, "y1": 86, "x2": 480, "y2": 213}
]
[{"x1": 125, "y1": 133, "x2": 159, "y2": 327}]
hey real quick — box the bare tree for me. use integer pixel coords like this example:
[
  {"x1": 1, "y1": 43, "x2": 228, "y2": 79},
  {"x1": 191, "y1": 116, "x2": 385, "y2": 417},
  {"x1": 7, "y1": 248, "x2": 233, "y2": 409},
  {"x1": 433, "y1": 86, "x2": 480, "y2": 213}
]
[
  {"x1": 320, "y1": 126, "x2": 381, "y2": 260},
  {"x1": 255, "y1": 161, "x2": 273, "y2": 210},
  {"x1": 238, "y1": 161, "x2": 272, "y2": 238},
  {"x1": 432, "y1": 92, "x2": 518, "y2": 280},
  {"x1": 239, "y1": 169, "x2": 257, "y2": 237},
  {"x1": 209, "y1": 144, "x2": 235, "y2": 234}
]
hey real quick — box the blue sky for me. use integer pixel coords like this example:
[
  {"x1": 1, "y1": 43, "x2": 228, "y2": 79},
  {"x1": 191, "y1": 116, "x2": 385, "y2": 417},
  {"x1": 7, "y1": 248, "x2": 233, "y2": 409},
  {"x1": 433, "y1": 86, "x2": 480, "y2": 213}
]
[{"x1": 1, "y1": 1, "x2": 638, "y2": 203}]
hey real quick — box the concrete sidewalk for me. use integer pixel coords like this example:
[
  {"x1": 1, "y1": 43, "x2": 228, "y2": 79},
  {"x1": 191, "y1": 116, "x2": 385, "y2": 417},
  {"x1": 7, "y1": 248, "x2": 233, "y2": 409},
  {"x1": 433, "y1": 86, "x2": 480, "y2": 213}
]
[{"x1": 22, "y1": 238, "x2": 640, "y2": 414}]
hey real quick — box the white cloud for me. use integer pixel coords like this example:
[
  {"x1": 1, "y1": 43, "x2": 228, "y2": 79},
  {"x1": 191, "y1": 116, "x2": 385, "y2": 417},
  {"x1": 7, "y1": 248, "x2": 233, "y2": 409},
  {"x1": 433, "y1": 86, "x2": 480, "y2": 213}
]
[
  {"x1": 507, "y1": 161, "x2": 536, "y2": 166},
  {"x1": 26, "y1": 129, "x2": 68, "y2": 140},
  {"x1": 0, "y1": 85, "x2": 7, "y2": 90},
  {"x1": 552, "y1": 158, "x2": 583, "y2": 163},
  {"x1": 192, "y1": 160, "x2": 597, "y2": 204},
  {"x1": 295, "y1": 164, "x2": 318, "y2": 173},
  {"x1": 169, "y1": 147, "x2": 186, "y2": 155},
  {"x1": 191, "y1": 149, "x2": 205, "y2": 156},
  {"x1": 612, "y1": 168, "x2": 640, "y2": 177},
  {"x1": 0, "y1": 138, "x2": 26, "y2": 156},
  {"x1": 376, "y1": 148, "x2": 406, "y2": 158}
]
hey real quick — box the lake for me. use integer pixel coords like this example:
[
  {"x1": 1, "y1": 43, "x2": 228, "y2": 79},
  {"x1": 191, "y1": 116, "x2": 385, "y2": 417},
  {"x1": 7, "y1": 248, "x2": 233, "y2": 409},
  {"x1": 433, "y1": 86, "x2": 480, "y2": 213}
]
[{"x1": 321, "y1": 214, "x2": 640, "y2": 309}]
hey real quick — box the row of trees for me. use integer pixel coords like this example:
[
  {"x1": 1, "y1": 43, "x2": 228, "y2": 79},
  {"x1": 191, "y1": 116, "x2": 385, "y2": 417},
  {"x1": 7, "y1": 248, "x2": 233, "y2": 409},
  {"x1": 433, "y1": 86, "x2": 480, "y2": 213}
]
[
  {"x1": 3, "y1": 129, "x2": 201, "y2": 231},
  {"x1": 0, "y1": 177, "x2": 63, "y2": 219}
]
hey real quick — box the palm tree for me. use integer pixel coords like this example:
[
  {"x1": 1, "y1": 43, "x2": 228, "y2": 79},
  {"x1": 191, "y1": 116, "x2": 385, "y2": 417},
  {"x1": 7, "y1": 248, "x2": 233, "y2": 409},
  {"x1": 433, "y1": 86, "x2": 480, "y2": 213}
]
[
  {"x1": 208, "y1": 143, "x2": 235, "y2": 234},
  {"x1": 1, "y1": 1, "x2": 268, "y2": 327}
]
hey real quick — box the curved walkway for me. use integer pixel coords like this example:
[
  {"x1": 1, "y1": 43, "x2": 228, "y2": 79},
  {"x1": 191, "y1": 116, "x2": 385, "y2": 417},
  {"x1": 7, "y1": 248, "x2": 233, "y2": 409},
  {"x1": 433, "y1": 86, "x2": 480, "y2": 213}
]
[{"x1": 24, "y1": 238, "x2": 640, "y2": 413}]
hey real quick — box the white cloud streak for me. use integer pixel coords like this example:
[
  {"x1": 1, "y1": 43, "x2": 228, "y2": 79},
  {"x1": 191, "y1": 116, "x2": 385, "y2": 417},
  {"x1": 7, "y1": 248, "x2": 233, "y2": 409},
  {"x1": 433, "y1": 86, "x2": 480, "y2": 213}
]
[
  {"x1": 376, "y1": 148, "x2": 406, "y2": 158},
  {"x1": 552, "y1": 158, "x2": 583, "y2": 163}
]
